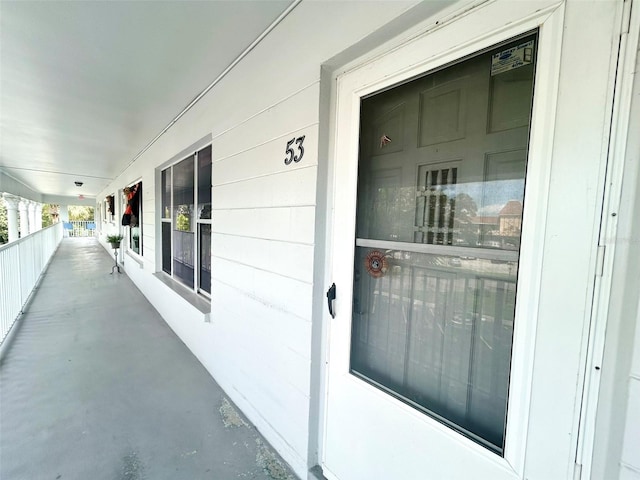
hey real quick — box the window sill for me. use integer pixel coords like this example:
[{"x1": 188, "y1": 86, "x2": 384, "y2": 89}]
[
  {"x1": 124, "y1": 249, "x2": 144, "y2": 268},
  {"x1": 153, "y1": 272, "x2": 211, "y2": 321}
]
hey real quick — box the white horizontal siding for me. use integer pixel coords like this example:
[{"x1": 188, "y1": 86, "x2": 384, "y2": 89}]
[
  {"x1": 213, "y1": 233, "x2": 313, "y2": 283},
  {"x1": 141, "y1": 237, "x2": 154, "y2": 255},
  {"x1": 214, "y1": 166, "x2": 316, "y2": 210},
  {"x1": 213, "y1": 126, "x2": 318, "y2": 186},
  {"x1": 211, "y1": 293, "x2": 311, "y2": 396},
  {"x1": 212, "y1": 281, "x2": 312, "y2": 360},
  {"x1": 213, "y1": 82, "x2": 320, "y2": 161},
  {"x1": 238, "y1": 375, "x2": 310, "y2": 462},
  {"x1": 207, "y1": 281, "x2": 313, "y2": 468},
  {"x1": 208, "y1": 351, "x2": 310, "y2": 471},
  {"x1": 214, "y1": 206, "x2": 315, "y2": 244},
  {"x1": 213, "y1": 257, "x2": 312, "y2": 321}
]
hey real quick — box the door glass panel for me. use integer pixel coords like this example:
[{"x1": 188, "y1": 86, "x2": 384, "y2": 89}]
[{"x1": 350, "y1": 34, "x2": 536, "y2": 453}]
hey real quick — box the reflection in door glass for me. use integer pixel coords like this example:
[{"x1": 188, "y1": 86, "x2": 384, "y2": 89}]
[{"x1": 350, "y1": 33, "x2": 537, "y2": 453}]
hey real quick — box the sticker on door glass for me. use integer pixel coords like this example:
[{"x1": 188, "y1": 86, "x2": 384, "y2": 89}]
[
  {"x1": 491, "y1": 40, "x2": 534, "y2": 76},
  {"x1": 379, "y1": 134, "x2": 392, "y2": 149},
  {"x1": 365, "y1": 250, "x2": 388, "y2": 278}
]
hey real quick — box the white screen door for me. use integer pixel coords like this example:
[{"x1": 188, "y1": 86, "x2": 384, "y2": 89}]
[
  {"x1": 322, "y1": 2, "x2": 620, "y2": 479},
  {"x1": 350, "y1": 33, "x2": 534, "y2": 453}
]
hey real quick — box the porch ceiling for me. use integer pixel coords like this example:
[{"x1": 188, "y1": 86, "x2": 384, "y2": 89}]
[{"x1": 0, "y1": 0, "x2": 291, "y2": 199}]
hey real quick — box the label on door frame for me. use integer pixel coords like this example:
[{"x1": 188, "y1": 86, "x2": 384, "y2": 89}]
[{"x1": 491, "y1": 40, "x2": 534, "y2": 76}]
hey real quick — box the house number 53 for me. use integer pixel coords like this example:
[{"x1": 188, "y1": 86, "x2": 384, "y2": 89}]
[{"x1": 284, "y1": 135, "x2": 305, "y2": 165}]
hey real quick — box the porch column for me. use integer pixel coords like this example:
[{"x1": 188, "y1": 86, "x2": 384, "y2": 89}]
[
  {"x1": 2, "y1": 194, "x2": 20, "y2": 243},
  {"x1": 27, "y1": 201, "x2": 36, "y2": 234},
  {"x1": 35, "y1": 203, "x2": 43, "y2": 231},
  {"x1": 18, "y1": 199, "x2": 29, "y2": 238}
]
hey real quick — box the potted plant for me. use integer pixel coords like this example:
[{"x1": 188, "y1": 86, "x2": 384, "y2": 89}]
[{"x1": 106, "y1": 234, "x2": 124, "y2": 249}]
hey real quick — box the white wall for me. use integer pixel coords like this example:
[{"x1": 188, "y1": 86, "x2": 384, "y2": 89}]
[{"x1": 95, "y1": 2, "x2": 439, "y2": 476}]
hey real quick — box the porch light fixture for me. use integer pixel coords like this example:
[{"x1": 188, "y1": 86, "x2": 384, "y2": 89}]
[{"x1": 74, "y1": 181, "x2": 83, "y2": 187}]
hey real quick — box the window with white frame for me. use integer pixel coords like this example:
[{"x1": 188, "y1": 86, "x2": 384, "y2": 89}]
[
  {"x1": 161, "y1": 145, "x2": 212, "y2": 295},
  {"x1": 122, "y1": 182, "x2": 142, "y2": 256},
  {"x1": 104, "y1": 195, "x2": 115, "y2": 223}
]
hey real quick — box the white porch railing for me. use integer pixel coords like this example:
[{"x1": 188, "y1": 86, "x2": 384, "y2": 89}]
[
  {"x1": 0, "y1": 222, "x2": 63, "y2": 344},
  {"x1": 63, "y1": 220, "x2": 96, "y2": 237}
]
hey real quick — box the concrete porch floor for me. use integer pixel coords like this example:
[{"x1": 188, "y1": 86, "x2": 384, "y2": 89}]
[{"x1": 0, "y1": 238, "x2": 296, "y2": 480}]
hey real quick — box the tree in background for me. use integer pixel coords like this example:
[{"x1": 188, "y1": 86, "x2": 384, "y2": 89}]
[
  {"x1": 454, "y1": 192, "x2": 478, "y2": 221},
  {"x1": 68, "y1": 205, "x2": 94, "y2": 221},
  {"x1": 0, "y1": 198, "x2": 7, "y2": 244},
  {"x1": 176, "y1": 205, "x2": 191, "y2": 232},
  {"x1": 42, "y1": 204, "x2": 59, "y2": 227}
]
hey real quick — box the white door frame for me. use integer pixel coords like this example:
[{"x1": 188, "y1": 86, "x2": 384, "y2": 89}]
[
  {"x1": 576, "y1": 0, "x2": 639, "y2": 477},
  {"x1": 320, "y1": 1, "x2": 624, "y2": 478}
]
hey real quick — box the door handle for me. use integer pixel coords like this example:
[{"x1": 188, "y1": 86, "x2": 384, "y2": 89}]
[{"x1": 326, "y1": 283, "x2": 336, "y2": 319}]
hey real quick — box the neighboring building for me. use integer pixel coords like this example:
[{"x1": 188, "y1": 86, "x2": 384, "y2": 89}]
[
  {"x1": 2, "y1": 1, "x2": 639, "y2": 479},
  {"x1": 466, "y1": 201, "x2": 523, "y2": 247},
  {"x1": 498, "y1": 200, "x2": 523, "y2": 237},
  {"x1": 469, "y1": 215, "x2": 500, "y2": 239}
]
